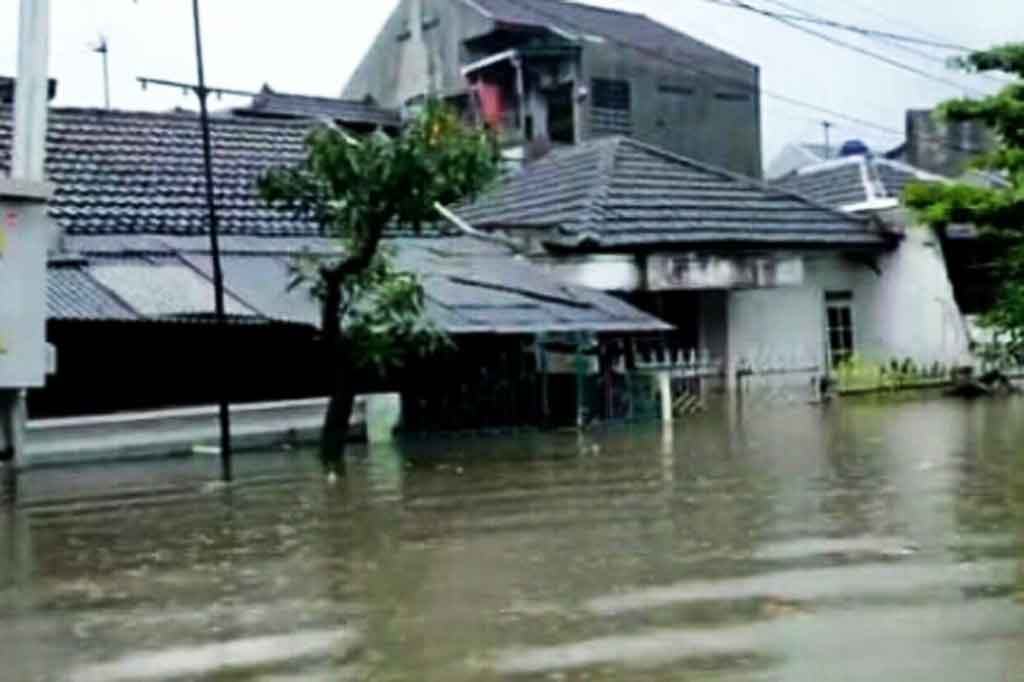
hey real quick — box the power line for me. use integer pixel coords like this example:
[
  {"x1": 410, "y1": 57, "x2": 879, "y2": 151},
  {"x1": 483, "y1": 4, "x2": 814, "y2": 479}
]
[
  {"x1": 497, "y1": 0, "x2": 986, "y2": 158},
  {"x1": 701, "y1": 0, "x2": 971, "y2": 51},
  {"x1": 757, "y1": 0, "x2": 1009, "y2": 88},
  {"x1": 723, "y1": 0, "x2": 987, "y2": 97},
  {"x1": 821, "y1": 0, "x2": 979, "y2": 52}
]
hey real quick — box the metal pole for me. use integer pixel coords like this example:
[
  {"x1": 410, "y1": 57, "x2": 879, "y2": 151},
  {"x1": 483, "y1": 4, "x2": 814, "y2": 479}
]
[
  {"x1": 823, "y1": 120, "x2": 833, "y2": 159},
  {"x1": 100, "y1": 38, "x2": 110, "y2": 110},
  {"x1": 191, "y1": 0, "x2": 233, "y2": 482}
]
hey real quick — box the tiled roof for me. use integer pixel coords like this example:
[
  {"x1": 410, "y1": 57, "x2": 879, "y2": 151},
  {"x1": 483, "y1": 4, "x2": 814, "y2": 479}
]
[
  {"x1": 47, "y1": 258, "x2": 136, "y2": 321},
  {"x1": 0, "y1": 106, "x2": 320, "y2": 237},
  {"x1": 235, "y1": 85, "x2": 401, "y2": 128},
  {"x1": 49, "y1": 236, "x2": 671, "y2": 335},
  {"x1": 456, "y1": 136, "x2": 887, "y2": 249},
  {"x1": 470, "y1": 0, "x2": 752, "y2": 70},
  {"x1": 774, "y1": 155, "x2": 947, "y2": 210}
]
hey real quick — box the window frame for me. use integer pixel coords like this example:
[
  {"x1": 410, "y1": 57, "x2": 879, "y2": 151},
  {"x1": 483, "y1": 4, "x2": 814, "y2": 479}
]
[{"x1": 824, "y1": 291, "x2": 856, "y2": 370}]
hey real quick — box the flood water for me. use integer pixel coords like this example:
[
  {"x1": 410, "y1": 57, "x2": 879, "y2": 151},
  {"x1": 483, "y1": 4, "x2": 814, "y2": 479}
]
[{"x1": 1, "y1": 397, "x2": 1023, "y2": 681}]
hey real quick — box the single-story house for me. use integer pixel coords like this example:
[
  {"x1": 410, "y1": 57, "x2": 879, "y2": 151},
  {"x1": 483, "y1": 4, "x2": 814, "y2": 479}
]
[
  {"x1": 455, "y1": 135, "x2": 969, "y2": 386},
  {"x1": 0, "y1": 104, "x2": 670, "y2": 429}
]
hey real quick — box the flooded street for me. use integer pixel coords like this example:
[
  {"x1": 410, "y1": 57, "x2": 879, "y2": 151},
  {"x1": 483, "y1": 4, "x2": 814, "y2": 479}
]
[{"x1": 1, "y1": 397, "x2": 1023, "y2": 681}]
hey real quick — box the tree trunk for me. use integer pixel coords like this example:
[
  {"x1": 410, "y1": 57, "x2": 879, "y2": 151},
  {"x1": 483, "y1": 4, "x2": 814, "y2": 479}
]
[
  {"x1": 319, "y1": 278, "x2": 352, "y2": 474},
  {"x1": 321, "y1": 353, "x2": 354, "y2": 473}
]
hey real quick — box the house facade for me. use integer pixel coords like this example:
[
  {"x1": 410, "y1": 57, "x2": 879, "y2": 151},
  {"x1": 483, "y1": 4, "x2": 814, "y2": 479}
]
[
  {"x1": 453, "y1": 136, "x2": 960, "y2": 390},
  {"x1": 342, "y1": 0, "x2": 763, "y2": 176},
  {"x1": 775, "y1": 153, "x2": 972, "y2": 365}
]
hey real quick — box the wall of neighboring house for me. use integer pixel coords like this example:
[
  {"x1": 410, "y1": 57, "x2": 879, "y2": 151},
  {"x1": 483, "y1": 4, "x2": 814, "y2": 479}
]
[
  {"x1": 722, "y1": 236, "x2": 969, "y2": 389},
  {"x1": 342, "y1": 0, "x2": 493, "y2": 107},
  {"x1": 580, "y1": 41, "x2": 762, "y2": 178}
]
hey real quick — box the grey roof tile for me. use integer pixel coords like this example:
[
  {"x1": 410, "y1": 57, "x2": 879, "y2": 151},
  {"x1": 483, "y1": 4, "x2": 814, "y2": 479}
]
[
  {"x1": 0, "y1": 106, "x2": 320, "y2": 238},
  {"x1": 774, "y1": 155, "x2": 948, "y2": 210},
  {"x1": 457, "y1": 136, "x2": 887, "y2": 248},
  {"x1": 471, "y1": 0, "x2": 753, "y2": 71},
  {"x1": 236, "y1": 85, "x2": 401, "y2": 127}
]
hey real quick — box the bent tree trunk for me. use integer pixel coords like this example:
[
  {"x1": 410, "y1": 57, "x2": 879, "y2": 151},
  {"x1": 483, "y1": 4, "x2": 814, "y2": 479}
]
[{"x1": 320, "y1": 281, "x2": 354, "y2": 473}]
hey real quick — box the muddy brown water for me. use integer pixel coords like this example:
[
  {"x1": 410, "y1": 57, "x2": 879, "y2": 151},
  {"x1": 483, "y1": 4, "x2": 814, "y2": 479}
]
[{"x1": 1, "y1": 397, "x2": 1022, "y2": 681}]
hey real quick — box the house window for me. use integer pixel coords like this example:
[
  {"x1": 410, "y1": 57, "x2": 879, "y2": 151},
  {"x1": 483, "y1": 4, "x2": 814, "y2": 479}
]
[
  {"x1": 592, "y1": 79, "x2": 631, "y2": 110},
  {"x1": 825, "y1": 291, "x2": 855, "y2": 368},
  {"x1": 658, "y1": 84, "x2": 695, "y2": 97},
  {"x1": 715, "y1": 92, "x2": 750, "y2": 102},
  {"x1": 591, "y1": 78, "x2": 632, "y2": 137}
]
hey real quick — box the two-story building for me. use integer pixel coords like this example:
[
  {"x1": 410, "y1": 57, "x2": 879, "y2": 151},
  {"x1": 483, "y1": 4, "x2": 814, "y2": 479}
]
[{"x1": 342, "y1": 0, "x2": 762, "y2": 176}]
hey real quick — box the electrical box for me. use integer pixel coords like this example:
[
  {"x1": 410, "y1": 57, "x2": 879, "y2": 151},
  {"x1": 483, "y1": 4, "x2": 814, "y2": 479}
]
[{"x1": 0, "y1": 178, "x2": 53, "y2": 388}]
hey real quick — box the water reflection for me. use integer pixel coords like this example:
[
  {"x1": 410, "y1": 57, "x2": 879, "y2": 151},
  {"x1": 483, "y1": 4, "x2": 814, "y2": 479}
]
[{"x1": 0, "y1": 397, "x2": 1021, "y2": 681}]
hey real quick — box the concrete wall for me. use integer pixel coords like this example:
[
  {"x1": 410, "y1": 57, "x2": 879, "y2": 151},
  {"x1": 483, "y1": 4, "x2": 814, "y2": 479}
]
[
  {"x1": 341, "y1": 1, "x2": 762, "y2": 176},
  {"x1": 342, "y1": 0, "x2": 494, "y2": 106},
  {"x1": 580, "y1": 41, "x2": 762, "y2": 178},
  {"x1": 722, "y1": 235, "x2": 969, "y2": 386}
]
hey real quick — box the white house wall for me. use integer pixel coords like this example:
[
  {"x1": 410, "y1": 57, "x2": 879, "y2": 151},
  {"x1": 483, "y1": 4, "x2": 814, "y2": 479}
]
[
  {"x1": 723, "y1": 229, "x2": 969, "y2": 388},
  {"x1": 805, "y1": 228, "x2": 969, "y2": 368}
]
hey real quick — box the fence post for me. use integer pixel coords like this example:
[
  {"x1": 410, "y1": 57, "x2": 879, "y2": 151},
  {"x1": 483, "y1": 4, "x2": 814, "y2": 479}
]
[{"x1": 658, "y1": 370, "x2": 673, "y2": 425}]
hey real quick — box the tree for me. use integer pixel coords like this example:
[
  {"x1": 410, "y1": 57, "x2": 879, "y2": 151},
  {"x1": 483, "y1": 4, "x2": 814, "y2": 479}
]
[
  {"x1": 905, "y1": 44, "x2": 1024, "y2": 358},
  {"x1": 259, "y1": 102, "x2": 499, "y2": 472}
]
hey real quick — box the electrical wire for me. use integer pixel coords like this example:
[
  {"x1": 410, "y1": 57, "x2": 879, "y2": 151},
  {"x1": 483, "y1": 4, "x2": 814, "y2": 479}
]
[
  {"x1": 722, "y1": 0, "x2": 987, "y2": 97},
  {"x1": 701, "y1": 0, "x2": 972, "y2": 51}
]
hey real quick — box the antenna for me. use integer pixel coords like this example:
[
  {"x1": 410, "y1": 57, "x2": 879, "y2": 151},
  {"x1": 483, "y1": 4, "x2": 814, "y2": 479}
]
[
  {"x1": 90, "y1": 34, "x2": 110, "y2": 109},
  {"x1": 822, "y1": 120, "x2": 834, "y2": 160}
]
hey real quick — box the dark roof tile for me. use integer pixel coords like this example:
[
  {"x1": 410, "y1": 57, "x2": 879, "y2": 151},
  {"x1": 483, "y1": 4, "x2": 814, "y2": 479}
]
[
  {"x1": 236, "y1": 85, "x2": 401, "y2": 127},
  {"x1": 457, "y1": 136, "x2": 887, "y2": 248},
  {"x1": 471, "y1": 0, "x2": 752, "y2": 70},
  {"x1": 0, "y1": 106, "x2": 319, "y2": 237}
]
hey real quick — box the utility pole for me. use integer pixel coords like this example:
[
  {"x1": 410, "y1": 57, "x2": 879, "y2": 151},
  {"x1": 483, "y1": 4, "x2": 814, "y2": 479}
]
[
  {"x1": 91, "y1": 35, "x2": 111, "y2": 110},
  {"x1": 822, "y1": 120, "x2": 834, "y2": 159},
  {"x1": 191, "y1": 0, "x2": 233, "y2": 483},
  {"x1": 139, "y1": 1, "x2": 235, "y2": 482}
]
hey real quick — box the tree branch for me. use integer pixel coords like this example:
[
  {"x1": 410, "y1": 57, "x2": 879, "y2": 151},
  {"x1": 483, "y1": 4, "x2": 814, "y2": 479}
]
[{"x1": 434, "y1": 202, "x2": 528, "y2": 255}]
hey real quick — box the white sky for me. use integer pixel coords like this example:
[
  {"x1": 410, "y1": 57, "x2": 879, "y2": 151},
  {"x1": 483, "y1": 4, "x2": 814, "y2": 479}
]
[{"x1": 1, "y1": 0, "x2": 1021, "y2": 166}]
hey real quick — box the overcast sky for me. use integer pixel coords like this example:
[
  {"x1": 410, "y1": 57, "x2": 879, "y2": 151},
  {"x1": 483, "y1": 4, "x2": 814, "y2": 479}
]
[{"x1": 1, "y1": 0, "x2": 1021, "y2": 167}]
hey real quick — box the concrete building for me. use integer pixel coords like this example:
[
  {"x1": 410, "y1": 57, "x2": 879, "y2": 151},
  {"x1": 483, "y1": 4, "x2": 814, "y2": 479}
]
[
  {"x1": 342, "y1": 0, "x2": 762, "y2": 176},
  {"x1": 889, "y1": 109, "x2": 996, "y2": 178},
  {"x1": 454, "y1": 136, "x2": 961, "y2": 389}
]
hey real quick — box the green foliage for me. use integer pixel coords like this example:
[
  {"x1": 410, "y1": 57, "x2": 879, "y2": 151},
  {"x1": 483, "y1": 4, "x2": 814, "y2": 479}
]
[
  {"x1": 905, "y1": 43, "x2": 1024, "y2": 349},
  {"x1": 259, "y1": 101, "x2": 500, "y2": 373},
  {"x1": 835, "y1": 354, "x2": 948, "y2": 392}
]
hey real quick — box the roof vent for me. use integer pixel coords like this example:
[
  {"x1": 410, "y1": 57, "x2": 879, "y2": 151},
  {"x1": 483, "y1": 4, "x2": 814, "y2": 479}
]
[{"x1": 839, "y1": 139, "x2": 870, "y2": 157}]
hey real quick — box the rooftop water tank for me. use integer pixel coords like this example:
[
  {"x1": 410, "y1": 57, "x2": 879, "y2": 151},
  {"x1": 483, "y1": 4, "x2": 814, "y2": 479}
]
[{"x1": 839, "y1": 139, "x2": 870, "y2": 157}]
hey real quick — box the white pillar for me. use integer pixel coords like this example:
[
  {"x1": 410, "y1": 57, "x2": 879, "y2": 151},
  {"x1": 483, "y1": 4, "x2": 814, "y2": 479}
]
[
  {"x1": 12, "y1": 0, "x2": 51, "y2": 183},
  {"x1": 3, "y1": 0, "x2": 51, "y2": 473},
  {"x1": 658, "y1": 370, "x2": 673, "y2": 424}
]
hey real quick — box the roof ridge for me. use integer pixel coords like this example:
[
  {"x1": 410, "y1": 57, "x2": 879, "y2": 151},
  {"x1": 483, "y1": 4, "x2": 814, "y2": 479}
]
[
  {"x1": 1, "y1": 105, "x2": 319, "y2": 130},
  {"x1": 575, "y1": 136, "x2": 622, "y2": 239},
  {"x1": 622, "y1": 137, "x2": 871, "y2": 226},
  {"x1": 523, "y1": 0, "x2": 646, "y2": 20}
]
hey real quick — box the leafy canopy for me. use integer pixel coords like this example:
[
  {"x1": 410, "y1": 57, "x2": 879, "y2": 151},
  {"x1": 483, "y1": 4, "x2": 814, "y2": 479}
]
[
  {"x1": 259, "y1": 101, "x2": 500, "y2": 371},
  {"x1": 905, "y1": 43, "x2": 1024, "y2": 357}
]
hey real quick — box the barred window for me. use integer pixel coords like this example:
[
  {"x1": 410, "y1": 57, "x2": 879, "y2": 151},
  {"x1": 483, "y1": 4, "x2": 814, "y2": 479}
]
[{"x1": 591, "y1": 78, "x2": 632, "y2": 136}]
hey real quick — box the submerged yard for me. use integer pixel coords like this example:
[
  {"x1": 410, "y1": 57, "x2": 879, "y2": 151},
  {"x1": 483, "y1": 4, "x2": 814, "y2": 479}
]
[{"x1": 1, "y1": 396, "x2": 1022, "y2": 681}]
